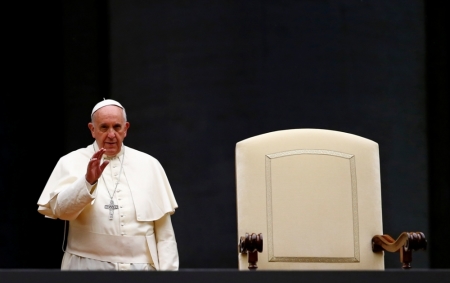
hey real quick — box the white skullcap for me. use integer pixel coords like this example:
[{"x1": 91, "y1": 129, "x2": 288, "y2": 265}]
[{"x1": 91, "y1": 99, "x2": 124, "y2": 117}]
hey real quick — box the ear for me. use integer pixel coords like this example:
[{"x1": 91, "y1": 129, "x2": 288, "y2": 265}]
[
  {"x1": 88, "y1": 122, "x2": 95, "y2": 138},
  {"x1": 123, "y1": 122, "x2": 130, "y2": 138}
]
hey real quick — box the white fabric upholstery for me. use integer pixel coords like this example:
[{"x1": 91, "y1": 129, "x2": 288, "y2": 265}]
[{"x1": 236, "y1": 129, "x2": 384, "y2": 270}]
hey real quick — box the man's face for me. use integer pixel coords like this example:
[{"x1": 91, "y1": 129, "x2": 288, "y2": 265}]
[{"x1": 88, "y1": 105, "x2": 130, "y2": 156}]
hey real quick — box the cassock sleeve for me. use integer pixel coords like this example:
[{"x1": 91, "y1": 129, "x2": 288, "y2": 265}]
[
  {"x1": 154, "y1": 213, "x2": 179, "y2": 270},
  {"x1": 37, "y1": 157, "x2": 97, "y2": 220}
]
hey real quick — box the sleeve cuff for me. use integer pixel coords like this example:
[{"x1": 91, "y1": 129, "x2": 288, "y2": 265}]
[{"x1": 85, "y1": 179, "x2": 98, "y2": 195}]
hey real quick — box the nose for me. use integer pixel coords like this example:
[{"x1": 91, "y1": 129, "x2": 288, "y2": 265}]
[{"x1": 107, "y1": 130, "x2": 115, "y2": 139}]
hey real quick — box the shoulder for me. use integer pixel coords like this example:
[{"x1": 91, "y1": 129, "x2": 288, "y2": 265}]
[
  {"x1": 124, "y1": 145, "x2": 164, "y2": 168},
  {"x1": 58, "y1": 145, "x2": 93, "y2": 164},
  {"x1": 125, "y1": 146, "x2": 158, "y2": 161}
]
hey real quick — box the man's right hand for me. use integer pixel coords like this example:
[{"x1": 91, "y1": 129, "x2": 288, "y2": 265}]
[{"x1": 85, "y1": 148, "x2": 110, "y2": 185}]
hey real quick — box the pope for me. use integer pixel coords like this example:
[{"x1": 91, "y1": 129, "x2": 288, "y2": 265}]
[{"x1": 37, "y1": 99, "x2": 178, "y2": 271}]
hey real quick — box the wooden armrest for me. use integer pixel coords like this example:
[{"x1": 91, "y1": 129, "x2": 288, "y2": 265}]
[
  {"x1": 372, "y1": 232, "x2": 427, "y2": 269},
  {"x1": 239, "y1": 233, "x2": 263, "y2": 270}
]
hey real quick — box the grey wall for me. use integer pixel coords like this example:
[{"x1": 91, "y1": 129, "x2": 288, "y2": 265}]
[
  {"x1": 3, "y1": 0, "x2": 448, "y2": 270},
  {"x1": 108, "y1": 1, "x2": 428, "y2": 268}
]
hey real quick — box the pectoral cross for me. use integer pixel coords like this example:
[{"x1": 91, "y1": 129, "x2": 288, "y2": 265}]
[{"x1": 105, "y1": 199, "x2": 119, "y2": 220}]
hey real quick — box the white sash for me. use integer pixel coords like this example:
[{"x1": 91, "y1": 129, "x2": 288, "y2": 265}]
[{"x1": 67, "y1": 226, "x2": 154, "y2": 264}]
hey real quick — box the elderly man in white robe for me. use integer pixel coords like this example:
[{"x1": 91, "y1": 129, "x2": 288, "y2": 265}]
[{"x1": 37, "y1": 99, "x2": 179, "y2": 271}]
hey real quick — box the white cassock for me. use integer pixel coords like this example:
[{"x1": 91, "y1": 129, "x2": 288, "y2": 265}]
[{"x1": 37, "y1": 143, "x2": 179, "y2": 271}]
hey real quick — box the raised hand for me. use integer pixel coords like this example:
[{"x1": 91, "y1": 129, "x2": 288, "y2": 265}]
[{"x1": 85, "y1": 148, "x2": 110, "y2": 185}]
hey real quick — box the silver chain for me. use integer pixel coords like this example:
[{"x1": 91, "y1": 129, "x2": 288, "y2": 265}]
[
  {"x1": 102, "y1": 148, "x2": 125, "y2": 200},
  {"x1": 93, "y1": 143, "x2": 125, "y2": 200}
]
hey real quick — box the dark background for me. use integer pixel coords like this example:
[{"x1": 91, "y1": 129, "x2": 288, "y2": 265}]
[{"x1": 1, "y1": 0, "x2": 448, "y2": 270}]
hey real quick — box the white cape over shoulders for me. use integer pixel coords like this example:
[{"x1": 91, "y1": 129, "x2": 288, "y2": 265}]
[{"x1": 37, "y1": 143, "x2": 178, "y2": 221}]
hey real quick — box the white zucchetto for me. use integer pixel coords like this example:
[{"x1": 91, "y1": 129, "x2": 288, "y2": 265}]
[{"x1": 91, "y1": 99, "x2": 124, "y2": 117}]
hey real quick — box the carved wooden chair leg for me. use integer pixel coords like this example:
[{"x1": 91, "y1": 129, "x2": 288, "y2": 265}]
[
  {"x1": 372, "y1": 232, "x2": 427, "y2": 269},
  {"x1": 239, "y1": 233, "x2": 263, "y2": 270},
  {"x1": 400, "y1": 245, "x2": 412, "y2": 269}
]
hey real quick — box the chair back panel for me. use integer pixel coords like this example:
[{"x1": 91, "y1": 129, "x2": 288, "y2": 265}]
[{"x1": 236, "y1": 129, "x2": 384, "y2": 270}]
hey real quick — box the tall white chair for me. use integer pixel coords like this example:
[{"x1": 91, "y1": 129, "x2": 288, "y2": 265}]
[{"x1": 236, "y1": 129, "x2": 426, "y2": 270}]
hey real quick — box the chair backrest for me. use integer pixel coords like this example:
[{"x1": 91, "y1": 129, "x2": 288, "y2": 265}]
[{"x1": 236, "y1": 129, "x2": 384, "y2": 270}]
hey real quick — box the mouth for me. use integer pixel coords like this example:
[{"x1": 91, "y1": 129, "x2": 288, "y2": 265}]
[{"x1": 104, "y1": 142, "x2": 117, "y2": 147}]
